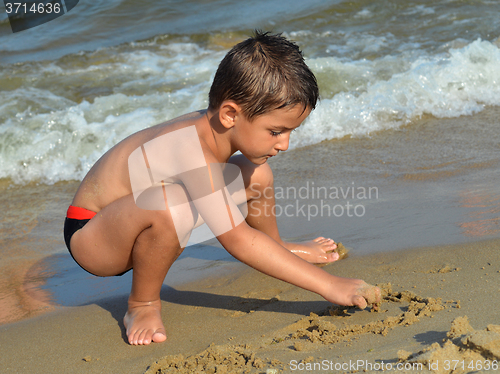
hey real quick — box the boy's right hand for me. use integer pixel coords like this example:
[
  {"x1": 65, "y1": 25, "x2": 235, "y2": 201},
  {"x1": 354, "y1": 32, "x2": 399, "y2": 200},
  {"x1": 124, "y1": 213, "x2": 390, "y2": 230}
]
[
  {"x1": 324, "y1": 277, "x2": 381, "y2": 311},
  {"x1": 351, "y1": 282, "x2": 381, "y2": 310}
]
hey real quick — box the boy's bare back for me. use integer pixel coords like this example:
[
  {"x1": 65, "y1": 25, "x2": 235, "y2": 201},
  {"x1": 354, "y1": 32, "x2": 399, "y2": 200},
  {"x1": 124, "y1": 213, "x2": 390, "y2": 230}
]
[{"x1": 72, "y1": 110, "x2": 209, "y2": 213}]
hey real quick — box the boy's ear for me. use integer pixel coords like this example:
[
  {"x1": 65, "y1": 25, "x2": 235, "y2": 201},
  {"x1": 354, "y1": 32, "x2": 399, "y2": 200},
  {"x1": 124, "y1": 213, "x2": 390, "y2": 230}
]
[{"x1": 219, "y1": 101, "x2": 242, "y2": 129}]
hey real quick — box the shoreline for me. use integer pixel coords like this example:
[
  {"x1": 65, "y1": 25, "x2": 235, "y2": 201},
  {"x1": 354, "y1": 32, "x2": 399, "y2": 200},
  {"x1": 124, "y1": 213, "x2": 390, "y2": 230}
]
[
  {"x1": 1, "y1": 237, "x2": 499, "y2": 373},
  {"x1": 1, "y1": 106, "x2": 500, "y2": 327},
  {"x1": 1, "y1": 107, "x2": 499, "y2": 372}
]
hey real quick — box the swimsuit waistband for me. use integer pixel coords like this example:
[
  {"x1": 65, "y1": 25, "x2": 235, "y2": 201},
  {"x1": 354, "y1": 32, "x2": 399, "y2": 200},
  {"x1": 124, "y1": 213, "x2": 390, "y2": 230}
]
[{"x1": 66, "y1": 205, "x2": 97, "y2": 220}]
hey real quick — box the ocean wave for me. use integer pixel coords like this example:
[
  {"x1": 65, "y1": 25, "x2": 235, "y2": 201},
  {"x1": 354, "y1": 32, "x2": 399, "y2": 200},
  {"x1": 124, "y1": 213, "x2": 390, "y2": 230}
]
[
  {"x1": 0, "y1": 40, "x2": 218, "y2": 184},
  {"x1": 1, "y1": 38, "x2": 500, "y2": 184},
  {"x1": 292, "y1": 39, "x2": 500, "y2": 147}
]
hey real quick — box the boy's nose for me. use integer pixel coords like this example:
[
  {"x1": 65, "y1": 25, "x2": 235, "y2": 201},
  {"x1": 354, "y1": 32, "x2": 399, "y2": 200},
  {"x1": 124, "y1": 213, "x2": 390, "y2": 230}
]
[{"x1": 275, "y1": 135, "x2": 290, "y2": 152}]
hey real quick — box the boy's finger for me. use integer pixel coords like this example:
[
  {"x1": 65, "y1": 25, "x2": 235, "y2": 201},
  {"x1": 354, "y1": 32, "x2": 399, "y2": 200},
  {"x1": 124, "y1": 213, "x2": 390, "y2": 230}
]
[
  {"x1": 360, "y1": 284, "x2": 381, "y2": 303},
  {"x1": 352, "y1": 294, "x2": 367, "y2": 310}
]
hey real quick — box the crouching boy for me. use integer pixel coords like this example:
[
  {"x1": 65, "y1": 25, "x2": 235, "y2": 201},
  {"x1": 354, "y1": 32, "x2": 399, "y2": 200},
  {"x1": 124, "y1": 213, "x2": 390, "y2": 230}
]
[{"x1": 64, "y1": 31, "x2": 380, "y2": 345}]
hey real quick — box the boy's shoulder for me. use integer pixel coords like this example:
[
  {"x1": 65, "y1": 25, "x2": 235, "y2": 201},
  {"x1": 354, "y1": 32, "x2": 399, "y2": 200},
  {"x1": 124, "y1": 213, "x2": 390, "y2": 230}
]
[
  {"x1": 146, "y1": 110, "x2": 206, "y2": 138},
  {"x1": 154, "y1": 110, "x2": 212, "y2": 151},
  {"x1": 127, "y1": 109, "x2": 216, "y2": 170},
  {"x1": 123, "y1": 110, "x2": 209, "y2": 151}
]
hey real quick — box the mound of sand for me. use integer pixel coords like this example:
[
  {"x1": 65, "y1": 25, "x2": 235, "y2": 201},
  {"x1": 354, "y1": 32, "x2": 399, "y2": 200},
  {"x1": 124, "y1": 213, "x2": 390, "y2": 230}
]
[
  {"x1": 400, "y1": 316, "x2": 500, "y2": 374},
  {"x1": 268, "y1": 283, "x2": 451, "y2": 346},
  {"x1": 144, "y1": 343, "x2": 281, "y2": 374},
  {"x1": 145, "y1": 283, "x2": 459, "y2": 374}
]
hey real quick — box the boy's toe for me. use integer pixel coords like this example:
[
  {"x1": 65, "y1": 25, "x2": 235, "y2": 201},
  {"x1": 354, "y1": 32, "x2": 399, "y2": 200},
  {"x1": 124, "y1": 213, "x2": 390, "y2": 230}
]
[
  {"x1": 138, "y1": 332, "x2": 148, "y2": 345},
  {"x1": 326, "y1": 252, "x2": 339, "y2": 262},
  {"x1": 152, "y1": 329, "x2": 167, "y2": 343}
]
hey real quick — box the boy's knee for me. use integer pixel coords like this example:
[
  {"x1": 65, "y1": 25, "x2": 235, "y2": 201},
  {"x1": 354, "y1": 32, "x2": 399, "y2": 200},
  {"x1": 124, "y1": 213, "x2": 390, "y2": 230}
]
[
  {"x1": 252, "y1": 162, "x2": 274, "y2": 189},
  {"x1": 229, "y1": 155, "x2": 274, "y2": 192},
  {"x1": 158, "y1": 202, "x2": 198, "y2": 244},
  {"x1": 148, "y1": 209, "x2": 177, "y2": 233},
  {"x1": 245, "y1": 162, "x2": 275, "y2": 201}
]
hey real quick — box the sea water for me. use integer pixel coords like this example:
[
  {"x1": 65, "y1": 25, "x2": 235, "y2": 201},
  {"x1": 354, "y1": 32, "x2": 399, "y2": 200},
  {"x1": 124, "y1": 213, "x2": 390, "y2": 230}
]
[
  {"x1": 1, "y1": 0, "x2": 500, "y2": 311},
  {"x1": 1, "y1": 0, "x2": 500, "y2": 184}
]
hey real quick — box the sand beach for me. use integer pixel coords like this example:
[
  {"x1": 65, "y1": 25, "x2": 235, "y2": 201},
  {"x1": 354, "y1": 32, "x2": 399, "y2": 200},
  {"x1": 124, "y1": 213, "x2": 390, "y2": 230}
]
[
  {"x1": 1, "y1": 106, "x2": 500, "y2": 373},
  {"x1": 1, "y1": 1, "x2": 500, "y2": 372},
  {"x1": 1, "y1": 235, "x2": 499, "y2": 373}
]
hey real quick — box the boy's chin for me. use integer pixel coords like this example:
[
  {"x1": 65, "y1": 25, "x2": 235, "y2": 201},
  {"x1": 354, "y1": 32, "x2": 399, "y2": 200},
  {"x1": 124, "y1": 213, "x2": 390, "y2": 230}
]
[{"x1": 248, "y1": 156, "x2": 270, "y2": 165}]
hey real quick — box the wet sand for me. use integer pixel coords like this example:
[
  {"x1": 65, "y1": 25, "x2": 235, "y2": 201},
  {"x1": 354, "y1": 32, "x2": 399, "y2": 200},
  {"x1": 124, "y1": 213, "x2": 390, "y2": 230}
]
[
  {"x1": 1, "y1": 107, "x2": 500, "y2": 373},
  {"x1": 142, "y1": 239, "x2": 500, "y2": 374},
  {"x1": 0, "y1": 238, "x2": 499, "y2": 373}
]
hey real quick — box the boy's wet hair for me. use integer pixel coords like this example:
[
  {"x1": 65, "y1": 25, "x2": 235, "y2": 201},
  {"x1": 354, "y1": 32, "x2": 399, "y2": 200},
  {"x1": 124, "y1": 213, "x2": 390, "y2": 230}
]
[{"x1": 209, "y1": 30, "x2": 319, "y2": 120}]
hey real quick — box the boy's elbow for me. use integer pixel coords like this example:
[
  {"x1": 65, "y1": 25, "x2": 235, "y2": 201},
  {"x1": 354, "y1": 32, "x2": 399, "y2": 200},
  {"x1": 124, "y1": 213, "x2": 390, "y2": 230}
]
[{"x1": 217, "y1": 222, "x2": 255, "y2": 257}]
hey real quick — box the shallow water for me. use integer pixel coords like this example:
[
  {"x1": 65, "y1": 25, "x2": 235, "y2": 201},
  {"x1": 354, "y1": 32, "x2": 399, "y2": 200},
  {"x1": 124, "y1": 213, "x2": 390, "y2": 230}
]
[
  {"x1": 271, "y1": 106, "x2": 500, "y2": 253},
  {"x1": 1, "y1": 0, "x2": 500, "y2": 184},
  {"x1": 1, "y1": 0, "x2": 500, "y2": 323},
  {"x1": 1, "y1": 106, "x2": 498, "y2": 323}
]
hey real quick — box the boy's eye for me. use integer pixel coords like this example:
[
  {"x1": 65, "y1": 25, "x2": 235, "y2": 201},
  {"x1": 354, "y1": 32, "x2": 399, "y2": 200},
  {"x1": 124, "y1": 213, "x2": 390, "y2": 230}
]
[{"x1": 271, "y1": 131, "x2": 281, "y2": 137}]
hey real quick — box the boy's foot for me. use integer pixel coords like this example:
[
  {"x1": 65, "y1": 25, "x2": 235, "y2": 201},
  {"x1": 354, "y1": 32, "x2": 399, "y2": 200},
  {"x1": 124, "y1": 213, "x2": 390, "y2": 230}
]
[
  {"x1": 284, "y1": 237, "x2": 339, "y2": 264},
  {"x1": 123, "y1": 299, "x2": 167, "y2": 345}
]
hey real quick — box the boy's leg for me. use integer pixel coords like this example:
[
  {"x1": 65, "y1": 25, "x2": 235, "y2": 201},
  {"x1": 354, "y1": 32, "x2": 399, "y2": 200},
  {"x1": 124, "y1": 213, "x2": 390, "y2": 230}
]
[
  {"x1": 69, "y1": 186, "x2": 197, "y2": 345},
  {"x1": 228, "y1": 155, "x2": 339, "y2": 264}
]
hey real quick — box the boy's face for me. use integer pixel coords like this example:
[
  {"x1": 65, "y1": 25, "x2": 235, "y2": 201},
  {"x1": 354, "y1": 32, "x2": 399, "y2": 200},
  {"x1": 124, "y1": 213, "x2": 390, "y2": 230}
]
[{"x1": 234, "y1": 105, "x2": 311, "y2": 165}]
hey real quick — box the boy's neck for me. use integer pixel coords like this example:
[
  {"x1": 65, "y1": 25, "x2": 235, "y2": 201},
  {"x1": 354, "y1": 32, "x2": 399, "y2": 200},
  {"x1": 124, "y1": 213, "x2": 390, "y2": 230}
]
[{"x1": 202, "y1": 109, "x2": 235, "y2": 163}]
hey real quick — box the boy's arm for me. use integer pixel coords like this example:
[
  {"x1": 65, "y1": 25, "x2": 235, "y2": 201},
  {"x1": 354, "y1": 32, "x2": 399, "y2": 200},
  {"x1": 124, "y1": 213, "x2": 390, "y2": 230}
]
[
  {"x1": 216, "y1": 221, "x2": 379, "y2": 309},
  {"x1": 174, "y1": 150, "x2": 379, "y2": 309}
]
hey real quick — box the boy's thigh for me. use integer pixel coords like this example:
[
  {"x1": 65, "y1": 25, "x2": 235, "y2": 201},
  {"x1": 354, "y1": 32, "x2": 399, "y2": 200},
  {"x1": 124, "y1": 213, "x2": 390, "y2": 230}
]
[{"x1": 70, "y1": 194, "x2": 178, "y2": 276}]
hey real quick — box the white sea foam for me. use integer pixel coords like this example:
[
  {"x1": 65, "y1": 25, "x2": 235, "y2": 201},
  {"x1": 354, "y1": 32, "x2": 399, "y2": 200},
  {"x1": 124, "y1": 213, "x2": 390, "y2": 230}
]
[
  {"x1": 354, "y1": 9, "x2": 373, "y2": 19},
  {"x1": 0, "y1": 89, "x2": 212, "y2": 184},
  {"x1": 291, "y1": 39, "x2": 500, "y2": 148},
  {"x1": 0, "y1": 42, "x2": 218, "y2": 184},
  {"x1": 1, "y1": 37, "x2": 500, "y2": 184}
]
